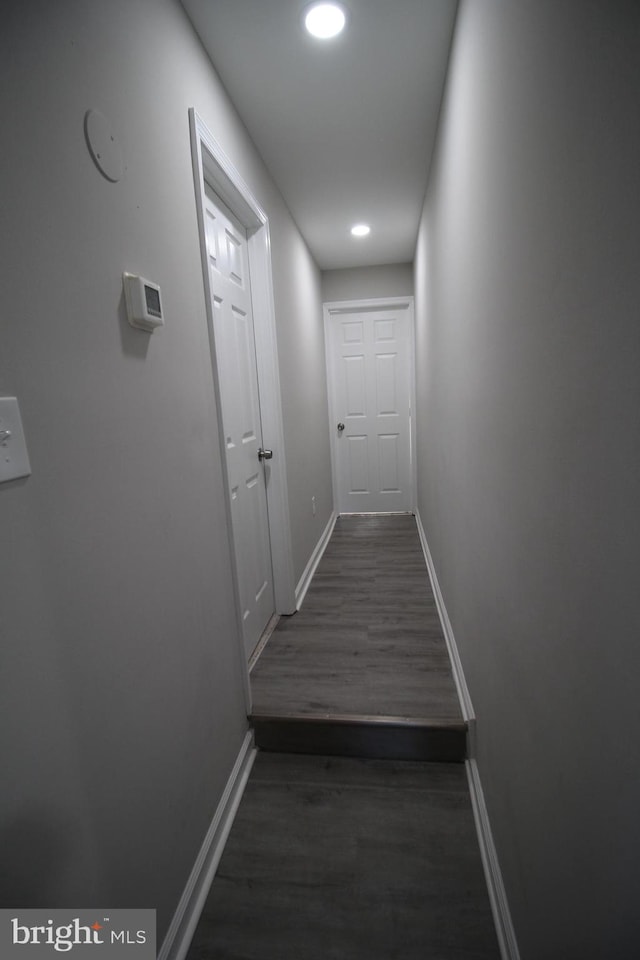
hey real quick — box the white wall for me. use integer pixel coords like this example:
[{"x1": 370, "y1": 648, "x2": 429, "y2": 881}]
[
  {"x1": 322, "y1": 263, "x2": 414, "y2": 303},
  {"x1": 270, "y1": 209, "x2": 333, "y2": 581},
  {"x1": 415, "y1": 2, "x2": 640, "y2": 957},
  {"x1": 0, "y1": 0, "x2": 331, "y2": 940}
]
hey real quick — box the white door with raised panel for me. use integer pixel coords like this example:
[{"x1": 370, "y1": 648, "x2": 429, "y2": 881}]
[
  {"x1": 204, "y1": 184, "x2": 274, "y2": 658},
  {"x1": 326, "y1": 301, "x2": 413, "y2": 514}
]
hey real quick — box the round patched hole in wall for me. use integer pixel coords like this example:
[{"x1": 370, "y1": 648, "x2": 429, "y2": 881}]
[{"x1": 84, "y1": 108, "x2": 123, "y2": 183}]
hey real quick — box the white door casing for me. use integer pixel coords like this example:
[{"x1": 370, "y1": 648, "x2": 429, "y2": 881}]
[
  {"x1": 204, "y1": 186, "x2": 274, "y2": 658},
  {"x1": 324, "y1": 298, "x2": 415, "y2": 514}
]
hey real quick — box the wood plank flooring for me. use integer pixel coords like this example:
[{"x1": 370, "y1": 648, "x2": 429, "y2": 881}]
[
  {"x1": 250, "y1": 515, "x2": 466, "y2": 760},
  {"x1": 184, "y1": 517, "x2": 499, "y2": 959},
  {"x1": 186, "y1": 752, "x2": 500, "y2": 960}
]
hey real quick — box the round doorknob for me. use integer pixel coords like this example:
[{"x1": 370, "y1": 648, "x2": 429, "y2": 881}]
[{"x1": 337, "y1": 422, "x2": 345, "y2": 433}]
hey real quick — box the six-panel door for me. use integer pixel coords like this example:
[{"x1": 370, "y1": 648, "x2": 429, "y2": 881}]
[
  {"x1": 204, "y1": 185, "x2": 275, "y2": 658},
  {"x1": 328, "y1": 305, "x2": 412, "y2": 514}
]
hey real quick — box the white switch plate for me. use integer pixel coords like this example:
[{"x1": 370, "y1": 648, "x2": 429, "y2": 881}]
[{"x1": 0, "y1": 397, "x2": 32, "y2": 483}]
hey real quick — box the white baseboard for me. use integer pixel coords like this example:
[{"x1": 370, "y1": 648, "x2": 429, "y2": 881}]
[
  {"x1": 414, "y1": 510, "x2": 518, "y2": 958},
  {"x1": 466, "y1": 760, "x2": 521, "y2": 960},
  {"x1": 158, "y1": 731, "x2": 256, "y2": 960},
  {"x1": 414, "y1": 509, "x2": 476, "y2": 752},
  {"x1": 295, "y1": 510, "x2": 337, "y2": 610}
]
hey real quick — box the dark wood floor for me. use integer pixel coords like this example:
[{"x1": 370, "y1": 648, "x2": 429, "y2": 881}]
[
  {"x1": 250, "y1": 515, "x2": 466, "y2": 760},
  {"x1": 185, "y1": 516, "x2": 499, "y2": 959},
  {"x1": 186, "y1": 752, "x2": 500, "y2": 960}
]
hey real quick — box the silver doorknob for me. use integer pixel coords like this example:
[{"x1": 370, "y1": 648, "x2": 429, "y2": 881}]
[
  {"x1": 337, "y1": 422, "x2": 345, "y2": 433},
  {"x1": 258, "y1": 447, "x2": 273, "y2": 461}
]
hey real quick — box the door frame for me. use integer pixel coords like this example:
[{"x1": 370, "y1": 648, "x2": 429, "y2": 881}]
[
  {"x1": 323, "y1": 297, "x2": 417, "y2": 515},
  {"x1": 189, "y1": 109, "x2": 296, "y2": 689}
]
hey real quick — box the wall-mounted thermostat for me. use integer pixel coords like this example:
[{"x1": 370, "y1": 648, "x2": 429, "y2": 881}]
[
  {"x1": 123, "y1": 273, "x2": 164, "y2": 332},
  {"x1": 0, "y1": 397, "x2": 31, "y2": 484}
]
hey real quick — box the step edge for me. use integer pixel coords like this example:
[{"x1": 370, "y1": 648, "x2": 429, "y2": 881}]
[{"x1": 250, "y1": 711, "x2": 467, "y2": 731}]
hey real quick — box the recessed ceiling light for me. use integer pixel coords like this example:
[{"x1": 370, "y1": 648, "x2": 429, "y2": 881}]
[
  {"x1": 304, "y1": 2, "x2": 347, "y2": 40},
  {"x1": 351, "y1": 224, "x2": 371, "y2": 237}
]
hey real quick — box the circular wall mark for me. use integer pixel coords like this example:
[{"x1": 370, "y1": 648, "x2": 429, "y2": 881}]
[{"x1": 84, "y1": 109, "x2": 123, "y2": 183}]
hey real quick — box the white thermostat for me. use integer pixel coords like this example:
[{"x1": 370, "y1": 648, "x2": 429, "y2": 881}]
[{"x1": 123, "y1": 273, "x2": 164, "y2": 332}]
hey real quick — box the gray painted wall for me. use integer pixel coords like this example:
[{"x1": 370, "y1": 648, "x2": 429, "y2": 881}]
[
  {"x1": 0, "y1": 0, "x2": 331, "y2": 941},
  {"x1": 321, "y1": 263, "x2": 414, "y2": 303},
  {"x1": 270, "y1": 210, "x2": 333, "y2": 582},
  {"x1": 414, "y1": 2, "x2": 640, "y2": 957}
]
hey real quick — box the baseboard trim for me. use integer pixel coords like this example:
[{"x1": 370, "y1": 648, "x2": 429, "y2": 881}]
[
  {"x1": 158, "y1": 731, "x2": 256, "y2": 960},
  {"x1": 295, "y1": 510, "x2": 337, "y2": 610},
  {"x1": 466, "y1": 760, "x2": 521, "y2": 960},
  {"x1": 414, "y1": 509, "x2": 476, "y2": 754}
]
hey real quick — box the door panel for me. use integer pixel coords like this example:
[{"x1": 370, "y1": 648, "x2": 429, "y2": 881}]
[
  {"x1": 347, "y1": 435, "x2": 369, "y2": 493},
  {"x1": 375, "y1": 353, "x2": 399, "y2": 415},
  {"x1": 378, "y1": 433, "x2": 401, "y2": 491},
  {"x1": 328, "y1": 304, "x2": 412, "y2": 513},
  {"x1": 204, "y1": 185, "x2": 274, "y2": 657},
  {"x1": 344, "y1": 355, "x2": 366, "y2": 415}
]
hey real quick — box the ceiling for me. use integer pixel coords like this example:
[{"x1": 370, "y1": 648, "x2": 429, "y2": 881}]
[{"x1": 181, "y1": 0, "x2": 458, "y2": 270}]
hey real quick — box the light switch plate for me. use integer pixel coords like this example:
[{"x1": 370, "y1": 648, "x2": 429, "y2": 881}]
[{"x1": 0, "y1": 397, "x2": 32, "y2": 483}]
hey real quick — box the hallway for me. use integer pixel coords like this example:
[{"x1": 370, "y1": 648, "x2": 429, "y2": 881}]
[
  {"x1": 250, "y1": 515, "x2": 466, "y2": 761},
  {"x1": 185, "y1": 515, "x2": 499, "y2": 958},
  {"x1": 3, "y1": 5, "x2": 638, "y2": 958}
]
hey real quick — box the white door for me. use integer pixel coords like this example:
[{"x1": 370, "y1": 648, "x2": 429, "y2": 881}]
[
  {"x1": 326, "y1": 301, "x2": 413, "y2": 514},
  {"x1": 204, "y1": 184, "x2": 275, "y2": 658}
]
